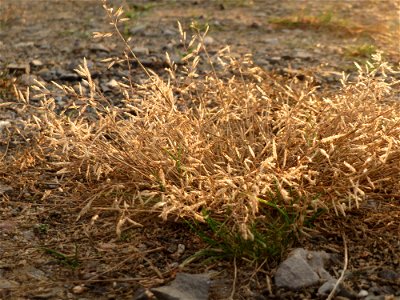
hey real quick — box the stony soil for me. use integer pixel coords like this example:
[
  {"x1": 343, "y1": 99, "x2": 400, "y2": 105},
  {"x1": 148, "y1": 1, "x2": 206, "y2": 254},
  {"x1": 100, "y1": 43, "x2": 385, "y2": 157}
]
[{"x1": 0, "y1": 0, "x2": 399, "y2": 299}]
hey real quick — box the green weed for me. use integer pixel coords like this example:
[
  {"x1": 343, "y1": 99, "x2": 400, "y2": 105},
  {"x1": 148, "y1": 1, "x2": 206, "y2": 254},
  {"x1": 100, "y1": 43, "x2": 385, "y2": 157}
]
[
  {"x1": 124, "y1": 3, "x2": 155, "y2": 20},
  {"x1": 345, "y1": 44, "x2": 377, "y2": 58},
  {"x1": 121, "y1": 3, "x2": 156, "y2": 38},
  {"x1": 187, "y1": 190, "x2": 327, "y2": 264},
  {"x1": 163, "y1": 145, "x2": 184, "y2": 175},
  {"x1": 186, "y1": 203, "x2": 296, "y2": 263},
  {"x1": 35, "y1": 223, "x2": 49, "y2": 235},
  {"x1": 41, "y1": 246, "x2": 80, "y2": 269},
  {"x1": 269, "y1": 10, "x2": 354, "y2": 35}
]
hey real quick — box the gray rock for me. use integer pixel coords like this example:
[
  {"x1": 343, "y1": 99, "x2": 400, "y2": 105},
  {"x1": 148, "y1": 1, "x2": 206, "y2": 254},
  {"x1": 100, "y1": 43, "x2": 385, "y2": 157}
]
[
  {"x1": 67, "y1": 60, "x2": 94, "y2": 72},
  {"x1": 274, "y1": 253, "x2": 320, "y2": 290},
  {"x1": 132, "y1": 47, "x2": 150, "y2": 56},
  {"x1": 37, "y1": 68, "x2": 56, "y2": 81},
  {"x1": 130, "y1": 25, "x2": 147, "y2": 36},
  {"x1": 253, "y1": 58, "x2": 270, "y2": 67},
  {"x1": 23, "y1": 266, "x2": 47, "y2": 281},
  {"x1": 58, "y1": 71, "x2": 81, "y2": 81},
  {"x1": 274, "y1": 248, "x2": 332, "y2": 290},
  {"x1": 318, "y1": 278, "x2": 356, "y2": 298},
  {"x1": 131, "y1": 56, "x2": 165, "y2": 68},
  {"x1": 151, "y1": 273, "x2": 210, "y2": 300},
  {"x1": 89, "y1": 43, "x2": 110, "y2": 53},
  {"x1": 317, "y1": 278, "x2": 337, "y2": 296},
  {"x1": 164, "y1": 54, "x2": 183, "y2": 65},
  {"x1": 294, "y1": 50, "x2": 313, "y2": 60},
  {"x1": 21, "y1": 229, "x2": 36, "y2": 241},
  {"x1": 100, "y1": 83, "x2": 111, "y2": 93},
  {"x1": 19, "y1": 74, "x2": 38, "y2": 86},
  {"x1": 263, "y1": 37, "x2": 279, "y2": 46},
  {"x1": 378, "y1": 268, "x2": 400, "y2": 281},
  {"x1": 162, "y1": 28, "x2": 177, "y2": 36}
]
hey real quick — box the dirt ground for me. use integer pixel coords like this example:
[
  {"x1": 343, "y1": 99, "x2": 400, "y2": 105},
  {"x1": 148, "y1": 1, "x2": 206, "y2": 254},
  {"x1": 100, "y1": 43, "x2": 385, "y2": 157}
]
[{"x1": 0, "y1": 0, "x2": 399, "y2": 299}]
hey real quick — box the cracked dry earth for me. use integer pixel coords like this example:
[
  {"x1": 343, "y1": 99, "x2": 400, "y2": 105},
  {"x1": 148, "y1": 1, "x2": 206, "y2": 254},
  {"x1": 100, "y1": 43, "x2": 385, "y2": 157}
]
[{"x1": 0, "y1": 0, "x2": 399, "y2": 299}]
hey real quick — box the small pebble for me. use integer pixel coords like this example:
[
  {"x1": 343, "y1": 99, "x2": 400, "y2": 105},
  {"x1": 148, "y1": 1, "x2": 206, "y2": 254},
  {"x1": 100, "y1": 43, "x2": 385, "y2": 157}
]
[
  {"x1": 162, "y1": 28, "x2": 176, "y2": 36},
  {"x1": 106, "y1": 79, "x2": 119, "y2": 88},
  {"x1": 130, "y1": 25, "x2": 147, "y2": 36},
  {"x1": 203, "y1": 36, "x2": 215, "y2": 46},
  {"x1": 176, "y1": 244, "x2": 185, "y2": 256},
  {"x1": 358, "y1": 289, "x2": 368, "y2": 297},
  {"x1": 31, "y1": 59, "x2": 43, "y2": 67},
  {"x1": 19, "y1": 74, "x2": 38, "y2": 86},
  {"x1": 72, "y1": 285, "x2": 87, "y2": 294},
  {"x1": 132, "y1": 47, "x2": 150, "y2": 56}
]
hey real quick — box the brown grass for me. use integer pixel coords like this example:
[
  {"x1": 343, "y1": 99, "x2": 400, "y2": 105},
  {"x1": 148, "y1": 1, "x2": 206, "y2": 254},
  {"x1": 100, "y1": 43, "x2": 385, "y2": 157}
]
[{"x1": 2, "y1": 1, "x2": 400, "y2": 261}]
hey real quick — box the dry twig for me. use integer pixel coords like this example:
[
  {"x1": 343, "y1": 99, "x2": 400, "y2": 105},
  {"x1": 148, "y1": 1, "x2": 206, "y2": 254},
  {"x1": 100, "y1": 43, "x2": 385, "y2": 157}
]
[{"x1": 326, "y1": 232, "x2": 348, "y2": 300}]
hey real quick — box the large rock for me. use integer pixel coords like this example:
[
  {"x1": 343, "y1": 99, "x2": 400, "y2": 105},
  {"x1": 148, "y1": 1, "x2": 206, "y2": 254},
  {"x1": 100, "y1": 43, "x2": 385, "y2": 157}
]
[
  {"x1": 151, "y1": 273, "x2": 210, "y2": 300},
  {"x1": 274, "y1": 248, "x2": 332, "y2": 290}
]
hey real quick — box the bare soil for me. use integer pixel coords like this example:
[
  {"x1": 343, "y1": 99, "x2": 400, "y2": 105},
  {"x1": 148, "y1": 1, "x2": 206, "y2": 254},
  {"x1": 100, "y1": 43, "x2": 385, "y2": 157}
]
[{"x1": 0, "y1": 0, "x2": 399, "y2": 299}]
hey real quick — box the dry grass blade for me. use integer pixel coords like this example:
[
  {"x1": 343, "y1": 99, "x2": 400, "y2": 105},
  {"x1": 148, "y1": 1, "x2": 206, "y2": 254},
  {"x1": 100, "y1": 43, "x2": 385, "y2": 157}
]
[{"x1": 326, "y1": 232, "x2": 348, "y2": 300}]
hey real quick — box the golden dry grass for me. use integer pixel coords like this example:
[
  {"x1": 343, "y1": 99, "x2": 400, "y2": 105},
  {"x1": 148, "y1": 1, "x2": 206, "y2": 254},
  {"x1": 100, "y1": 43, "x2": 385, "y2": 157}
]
[{"x1": 2, "y1": 1, "x2": 400, "y2": 261}]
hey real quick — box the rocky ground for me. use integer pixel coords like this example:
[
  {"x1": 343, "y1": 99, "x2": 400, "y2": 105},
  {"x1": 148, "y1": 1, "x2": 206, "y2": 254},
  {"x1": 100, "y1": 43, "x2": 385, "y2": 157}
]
[{"x1": 0, "y1": 0, "x2": 399, "y2": 299}]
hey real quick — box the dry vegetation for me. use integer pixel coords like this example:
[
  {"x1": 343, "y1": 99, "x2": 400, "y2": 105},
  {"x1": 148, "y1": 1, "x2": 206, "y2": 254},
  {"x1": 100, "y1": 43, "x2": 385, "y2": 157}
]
[{"x1": 2, "y1": 1, "x2": 400, "y2": 267}]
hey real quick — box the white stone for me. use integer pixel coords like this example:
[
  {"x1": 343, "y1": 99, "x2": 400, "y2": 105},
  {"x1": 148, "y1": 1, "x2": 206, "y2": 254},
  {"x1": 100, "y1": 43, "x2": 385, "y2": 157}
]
[{"x1": 358, "y1": 289, "x2": 369, "y2": 297}]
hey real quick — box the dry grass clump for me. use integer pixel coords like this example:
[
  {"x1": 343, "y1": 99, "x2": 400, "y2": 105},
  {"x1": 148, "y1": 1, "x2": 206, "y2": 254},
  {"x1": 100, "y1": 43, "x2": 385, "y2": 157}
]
[{"x1": 3, "y1": 3, "x2": 400, "y2": 259}]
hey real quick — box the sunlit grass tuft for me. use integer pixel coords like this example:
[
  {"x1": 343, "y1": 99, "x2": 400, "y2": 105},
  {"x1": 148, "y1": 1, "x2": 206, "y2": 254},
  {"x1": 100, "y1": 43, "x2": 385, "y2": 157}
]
[{"x1": 2, "y1": 1, "x2": 400, "y2": 265}]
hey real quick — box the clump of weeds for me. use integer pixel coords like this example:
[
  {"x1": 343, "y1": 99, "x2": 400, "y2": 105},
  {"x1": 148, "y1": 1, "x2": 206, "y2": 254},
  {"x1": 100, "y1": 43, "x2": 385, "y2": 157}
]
[
  {"x1": 2, "y1": 0, "x2": 400, "y2": 294},
  {"x1": 345, "y1": 43, "x2": 378, "y2": 58},
  {"x1": 269, "y1": 10, "x2": 351, "y2": 33},
  {"x1": 123, "y1": 2, "x2": 155, "y2": 21},
  {"x1": 269, "y1": 8, "x2": 385, "y2": 40}
]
